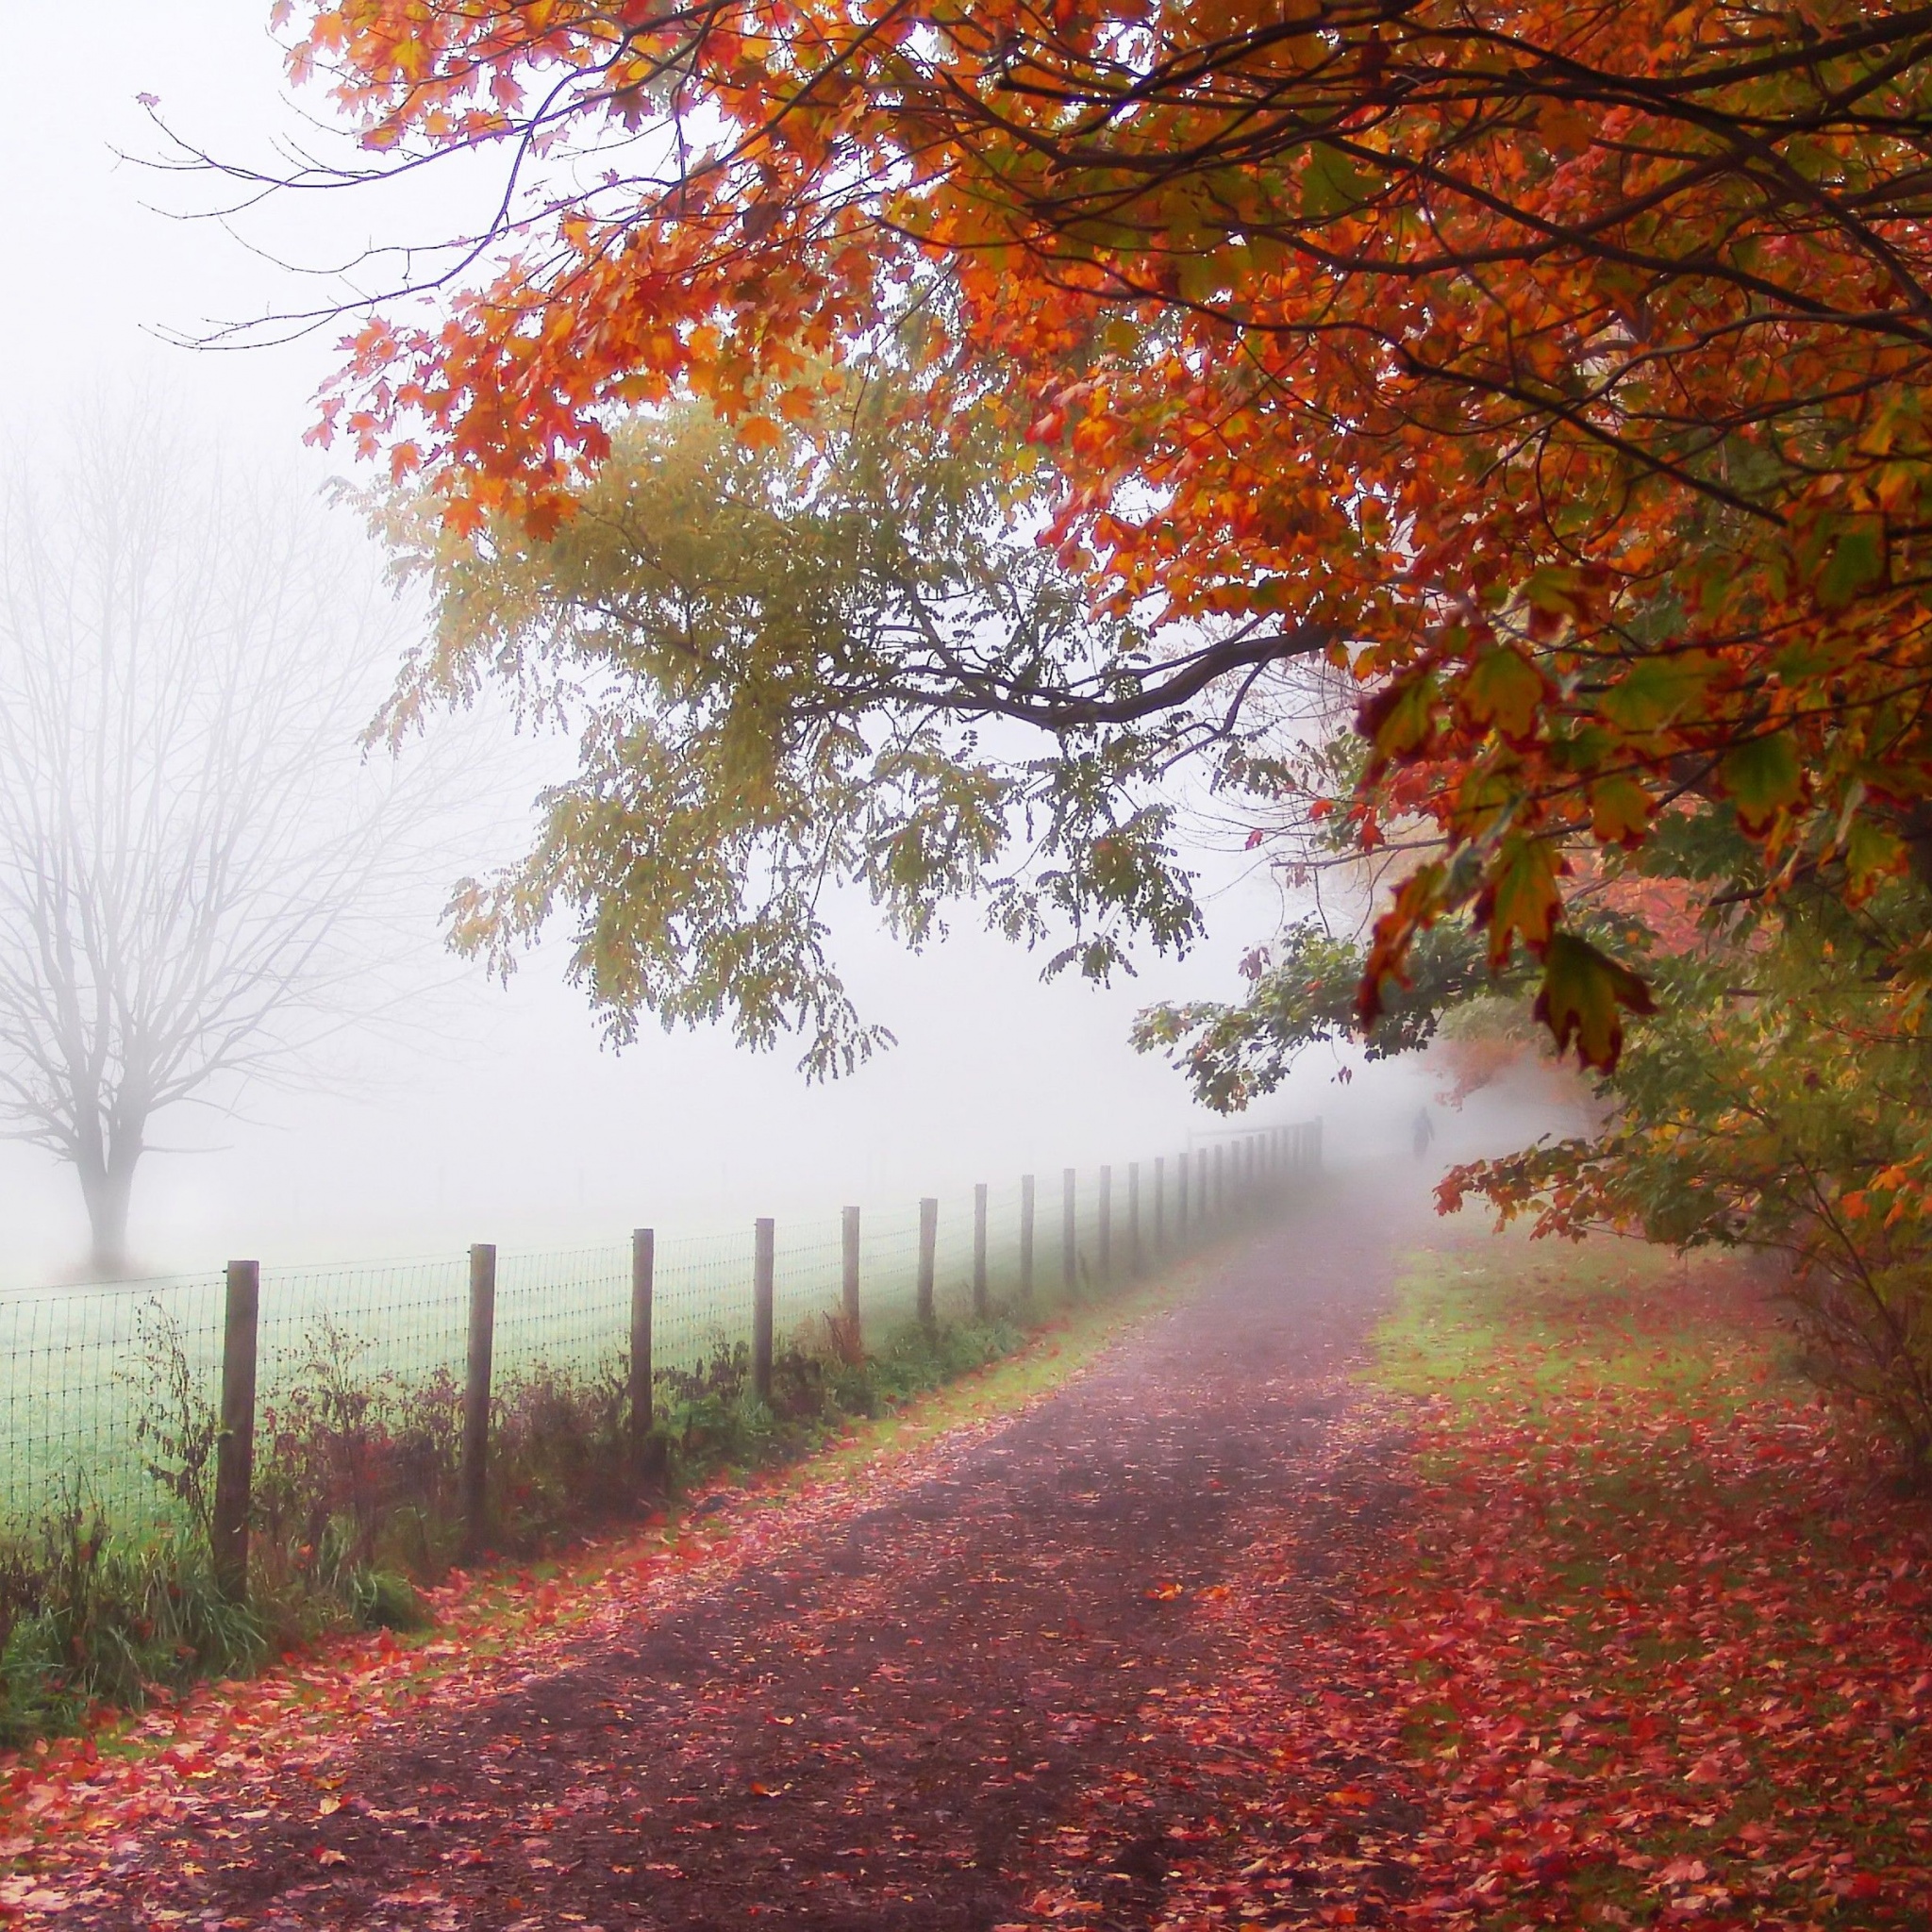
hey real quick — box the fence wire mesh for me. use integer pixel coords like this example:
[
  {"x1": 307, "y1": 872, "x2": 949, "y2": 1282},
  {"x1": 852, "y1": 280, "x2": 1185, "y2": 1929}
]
[
  {"x1": 0, "y1": 1123, "x2": 1321, "y2": 1535},
  {"x1": 0, "y1": 1274, "x2": 225, "y2": 1530}
]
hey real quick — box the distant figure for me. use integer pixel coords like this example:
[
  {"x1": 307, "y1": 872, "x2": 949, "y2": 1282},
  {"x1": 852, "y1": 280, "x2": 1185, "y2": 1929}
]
[{"x1": 1412, "y1": 1107, "x2": 1436, "y2": 1160}]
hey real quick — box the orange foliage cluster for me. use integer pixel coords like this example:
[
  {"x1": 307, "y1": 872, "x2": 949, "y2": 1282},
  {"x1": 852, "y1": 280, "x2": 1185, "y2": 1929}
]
[{"x1": 280, "y1": 0, "x2": 1932, "y2": 1058}]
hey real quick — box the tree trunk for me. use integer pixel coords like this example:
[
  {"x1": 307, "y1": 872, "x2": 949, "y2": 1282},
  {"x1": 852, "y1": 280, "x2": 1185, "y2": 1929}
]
[{"x1": 77, "y1": 1146, "x2": 140, "y2": 1280}]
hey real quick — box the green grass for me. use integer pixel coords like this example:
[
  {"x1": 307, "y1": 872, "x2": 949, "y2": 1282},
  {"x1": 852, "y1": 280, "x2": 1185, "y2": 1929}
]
[
  {"x1": 1371, "y1": 1226, "x2": 1799, "y2": 1413},
  {"x1": 0, "y1": 1174, "x2": 1222, "y2": 1534},
  {"x1": 1350, "y1": 1231, "x2": 1931, "y2": 1928}
]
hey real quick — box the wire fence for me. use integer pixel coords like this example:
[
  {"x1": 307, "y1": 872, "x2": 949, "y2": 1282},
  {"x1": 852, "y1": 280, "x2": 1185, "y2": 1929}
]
[{"x1": 0, "y1": 1122, "x2": 1321, "y2": 1540}]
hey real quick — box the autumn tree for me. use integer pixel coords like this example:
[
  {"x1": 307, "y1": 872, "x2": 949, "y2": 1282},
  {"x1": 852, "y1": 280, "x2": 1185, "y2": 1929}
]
[
  {"x1": 0, "y1": 417, "x2": 427, "y2": 1276},
  {"x1": 204, "y1": 0, "x2": 1932, "y2": 1064},
  {"x1": 176, "y1": 0, "x2": 1932, "y2": 1458}
]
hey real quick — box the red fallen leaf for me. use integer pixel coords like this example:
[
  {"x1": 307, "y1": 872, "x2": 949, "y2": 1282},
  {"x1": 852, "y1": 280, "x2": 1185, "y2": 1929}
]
[
  {"x1": 748, "y1": 1781, "x2": 791, "y2": 1798},
  {"x1": 1657, "y1": 1856, "x2": 1707, "y2": 1886},
  {"x1": 315, "y1": 1848, "x2": 349, "y2": 1868},
  {"x1": 1146, "y1": 1582, "x2": 1185, "y2": 1601}
]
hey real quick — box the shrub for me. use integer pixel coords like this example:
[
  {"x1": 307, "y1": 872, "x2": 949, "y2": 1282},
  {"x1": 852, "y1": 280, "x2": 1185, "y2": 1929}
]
[
  {"x1": 491, "y1": 1359, "x2": 632, "y2": 1535},
  {"x1": 0, "y1": 1292, "x2": 1041, "y2": 1743},
  {"x1": 125, "y1": 1298, "x2": 219, "y2": 1533},
  {"x1": 0, "y1": 1503, "x2": 262, "y2": 1748}
]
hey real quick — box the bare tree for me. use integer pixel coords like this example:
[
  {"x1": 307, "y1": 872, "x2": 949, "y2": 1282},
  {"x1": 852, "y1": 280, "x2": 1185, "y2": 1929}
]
[{"x1": 0, "y1": 409, "x2": 431, "y2": 1277}]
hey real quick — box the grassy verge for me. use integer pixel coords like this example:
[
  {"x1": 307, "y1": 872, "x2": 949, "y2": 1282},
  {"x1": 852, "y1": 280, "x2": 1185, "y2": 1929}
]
[
  {"x1": 1373, "y1": 1233, "x2": 1797, "y2": 1410},
  {"x1": 1357, "y1": 1231, "x2": 1932, "y2": 1929}
]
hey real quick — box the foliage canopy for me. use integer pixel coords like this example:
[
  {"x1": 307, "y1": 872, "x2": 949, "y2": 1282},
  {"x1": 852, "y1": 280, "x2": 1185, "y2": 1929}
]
[
  {"x1": 375, "y1": 386, "x2": 1213, "y2": 1066},
  {"x1": 243, "y1": 0, "x2": 1932, "y2": 1458},
  {"x1": 264, "y1": 0, "x2": 1932, "y2": 1063}
]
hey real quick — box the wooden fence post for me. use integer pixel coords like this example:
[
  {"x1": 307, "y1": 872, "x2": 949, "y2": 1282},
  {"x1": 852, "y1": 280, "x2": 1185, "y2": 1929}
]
[
  {"x1": 630, "y1": 1227, "x2": 655, "y2": 1478},
  {"x1": 460, "y1": 1242, "x2": 496, "y2": 1560},
  {"x1": 754, "y1": 1218, "x2": 776, "y2": 1403},
  {"x1": 1154, "y1": 1156, "x2": 1165, "y2": 1255},
  {"x1": 1214, "y1": 1143, "x2": 1225, "y2": 1218},
  {"x1": 1062, "y1": 1168, "x2": 1077, "y2": 1292},
  {"x1": 1097, "y1": 1165, "x2": 1112, "y2": 1286},
  {"x1": 973, "y1": 1183, "x2": 990, "y2": 1320},
  {"x1": 1197, "y1": 1146, "x2": 1208, "y2": 1224},
  {"x1": 211, "y1": 1258, "x2": 258, "y2": 1604},
  {"x1": 841, "y1": 1206, "x2": 862, "y2": 1351},
  {"x1": 917, "y1": 1198, "x2": 938, "y2": 1327},
  {"x1": 1127, "y1": 1161, "x2": 1142, "y2": 1276},
  {"x1": 1176, "y1": 1151, "x2": 1189, "y2": 1241},
  {"x1": 1019, "y1": 1174, "x2": 1036, "y2": 1306}
]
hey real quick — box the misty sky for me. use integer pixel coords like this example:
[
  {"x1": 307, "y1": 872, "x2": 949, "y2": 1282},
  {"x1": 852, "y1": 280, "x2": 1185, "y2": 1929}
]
[{"x1": 0, "y1": 4, "x2": 1447, "y2": 1284}]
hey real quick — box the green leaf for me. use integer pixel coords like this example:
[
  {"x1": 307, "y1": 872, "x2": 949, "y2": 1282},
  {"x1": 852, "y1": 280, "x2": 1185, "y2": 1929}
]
[
  {"x1": 1597, "y1": 654, "x2": 1709, "y2": 733},
  {"x1": 1814, "y1": 517, "x2": 1886, "y2": 611},
  {"x1": 1174, "y1": 250, "x2": 1227, "y2": 305},
  {"x1": 1589, "y1": 774, "x2": 1652, "y2": 845},
  {"x1": 1459, "y1": 645, "x2": 1547, "y2": 741},
  {"x1": 1719, "y1": 733, "x2": 1804, "y2": 831},
  {"x1": 1357, "y1": 671, "x2": 1439, "y2": 765},
  {"x1": 1532, "y1": 931, "x2": 1657, "y2": 1071},
  {"x1": 1842, "y1": 816, "x2": 1907, "y2": 896},
  {"x1": 1300, "y1": 144, "x2": 1371, "y2": 218},
  {"x1": 1474, "y1": 835, "x2": 1562, "y2": 966}
]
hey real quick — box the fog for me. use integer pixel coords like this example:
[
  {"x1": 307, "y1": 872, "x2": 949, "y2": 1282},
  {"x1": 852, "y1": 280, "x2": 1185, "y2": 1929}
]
[{"x1": 0, "y1": 4, "x2": 1557, "y2": 1285}]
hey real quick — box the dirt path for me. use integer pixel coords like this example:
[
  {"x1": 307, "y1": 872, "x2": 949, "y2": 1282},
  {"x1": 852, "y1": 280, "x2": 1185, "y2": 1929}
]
[{"x1": 62, "y1": 1174, "x2": 1430, "y2": 1931}]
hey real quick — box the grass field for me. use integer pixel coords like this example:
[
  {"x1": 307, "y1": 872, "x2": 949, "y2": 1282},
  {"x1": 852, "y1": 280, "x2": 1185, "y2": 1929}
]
[
  {"x1": 1355, "y1": 1225, "x2": 1932, "y2": 1927},
  {"x1": 0, "y1": 1160, "x2": 1229, "y2": 1533}
]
